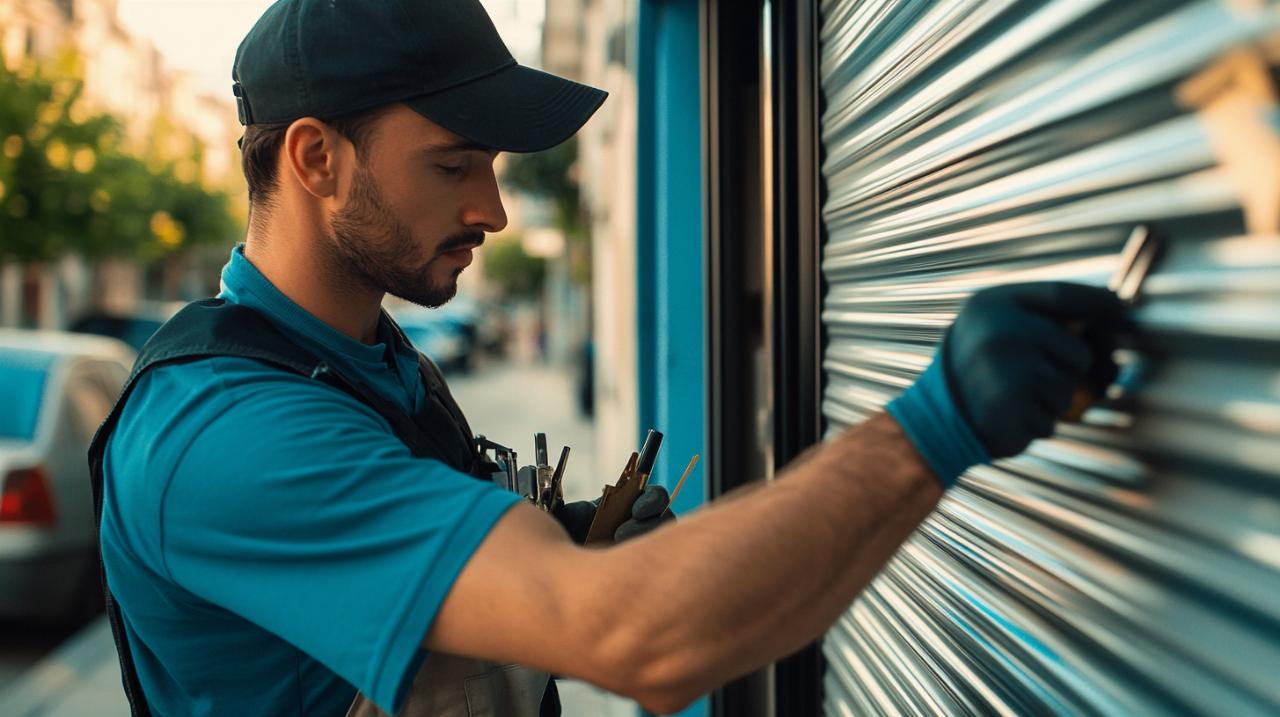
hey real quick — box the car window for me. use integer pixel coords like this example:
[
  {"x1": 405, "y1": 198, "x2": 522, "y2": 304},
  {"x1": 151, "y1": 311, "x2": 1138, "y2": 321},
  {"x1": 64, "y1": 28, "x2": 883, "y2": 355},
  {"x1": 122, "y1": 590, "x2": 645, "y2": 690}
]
[
  {"x1": 0, "y1": 348, "x2": 56, "y2": 441},
  {"x1": 70, "y1": 315, "x2": 163, "y2": 351},
  {"x1": 64, "y1": 369, "x2": 118, "y2": 444},
  {"x1": 85, "y1": 360, "x2": 130, "y2": 394}
]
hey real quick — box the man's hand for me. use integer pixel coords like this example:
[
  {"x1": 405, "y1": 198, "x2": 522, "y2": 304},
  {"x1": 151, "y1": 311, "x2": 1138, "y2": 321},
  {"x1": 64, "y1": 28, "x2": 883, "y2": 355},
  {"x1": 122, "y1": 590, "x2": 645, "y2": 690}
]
[
  {"x1": 552, "y1": 485, "x2": 677, "y2": 544},
  {"x1": 614, "y1": 485, "x2": 675, "y2": 542},
  {"x1": 425, "y1": 287, "x2": 1123, "y2": 713},
  {"x1": 427, "y1": 416, "x2": 941, "y2": 714},
  {"x1": 551, "y1": 499, "x2": 596, "y2": 544},
  {"x1": 887, "y1": 281, "x2": 1125, "y2": 485}
]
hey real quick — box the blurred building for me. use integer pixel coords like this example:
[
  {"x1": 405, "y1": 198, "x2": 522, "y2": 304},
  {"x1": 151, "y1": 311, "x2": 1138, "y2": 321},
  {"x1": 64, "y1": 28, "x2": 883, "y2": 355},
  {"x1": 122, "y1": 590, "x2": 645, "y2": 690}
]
[
  {"x1": 0, "y1": 0, "x2": 242, "y2": 330},
  {"x1": 1, "y1": 0, "x2": 239, "y2": 178},
  {"x1": 480, "y1": 0, "x2": 546, "y2": 67},
  {"x1": 541, "y1": 0, "x2": 639, "y2": 472}
]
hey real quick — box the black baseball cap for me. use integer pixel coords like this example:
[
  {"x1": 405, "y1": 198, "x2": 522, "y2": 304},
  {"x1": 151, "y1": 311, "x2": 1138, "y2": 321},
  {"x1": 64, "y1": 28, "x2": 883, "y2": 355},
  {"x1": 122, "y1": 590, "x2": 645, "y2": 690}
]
[{"x1": 232, "y1": 0, "x2": 607, "y2": 153}]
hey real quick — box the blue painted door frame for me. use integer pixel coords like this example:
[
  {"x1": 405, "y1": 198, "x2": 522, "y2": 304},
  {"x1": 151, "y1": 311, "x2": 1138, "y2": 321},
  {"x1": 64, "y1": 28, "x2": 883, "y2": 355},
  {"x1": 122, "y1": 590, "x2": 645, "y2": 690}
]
[
  {"x1": 635, "y1": 1, "x2": 707, "y2": 714},
  {"x1": 636, "y1": 0, "x2": 704, "y2": 519}
]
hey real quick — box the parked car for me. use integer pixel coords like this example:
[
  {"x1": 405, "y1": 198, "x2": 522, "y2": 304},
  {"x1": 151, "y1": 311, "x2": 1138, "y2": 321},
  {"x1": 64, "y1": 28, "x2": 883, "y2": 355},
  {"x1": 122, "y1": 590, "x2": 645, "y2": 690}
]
[
  {"x1": 427, "y1": 296, "x2": 512, "y2": 370},
  {"x1": 390, "y1": 308, "x2": 471, "y2": 374},
  {"x1": 69, "y1": 302, "x2": 181, "y2": 352},
  {"x1": 0, "y1": 330, "x2": 133, "y2": 624}
]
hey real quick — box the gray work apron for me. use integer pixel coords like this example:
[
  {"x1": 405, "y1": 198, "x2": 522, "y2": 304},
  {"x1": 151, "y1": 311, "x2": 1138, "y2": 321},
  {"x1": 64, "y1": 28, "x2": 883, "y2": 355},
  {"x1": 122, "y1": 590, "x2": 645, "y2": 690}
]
[{"x1": 346, "y1": 656, "x2": 549, "y2": 717}]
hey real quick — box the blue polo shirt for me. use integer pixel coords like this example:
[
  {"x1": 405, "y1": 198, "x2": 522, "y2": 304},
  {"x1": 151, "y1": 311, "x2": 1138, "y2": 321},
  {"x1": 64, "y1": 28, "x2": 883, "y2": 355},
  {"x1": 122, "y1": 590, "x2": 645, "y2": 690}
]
[{"x1": 99, "y1": 246, "x2": 521, "y2": 716}]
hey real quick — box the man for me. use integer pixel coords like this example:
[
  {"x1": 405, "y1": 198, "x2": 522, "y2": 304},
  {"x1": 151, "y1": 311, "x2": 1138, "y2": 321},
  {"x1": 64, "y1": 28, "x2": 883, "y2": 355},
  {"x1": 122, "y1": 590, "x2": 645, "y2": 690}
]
[{"x1": 90, "y1": 1, "x2": 1125, "y2": 716}]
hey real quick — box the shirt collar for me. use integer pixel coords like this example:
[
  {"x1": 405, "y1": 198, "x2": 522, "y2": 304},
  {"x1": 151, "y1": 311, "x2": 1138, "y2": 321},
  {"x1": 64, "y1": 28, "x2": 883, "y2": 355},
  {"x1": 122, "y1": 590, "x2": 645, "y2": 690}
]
[{"x1": 218, "y1": 244, "x2": 389, "y2": 367}]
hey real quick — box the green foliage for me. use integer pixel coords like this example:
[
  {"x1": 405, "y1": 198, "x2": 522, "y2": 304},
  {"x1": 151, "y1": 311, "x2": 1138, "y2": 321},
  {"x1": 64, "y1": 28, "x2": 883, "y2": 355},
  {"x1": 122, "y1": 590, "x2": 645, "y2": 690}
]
[
  {"x1": 501, "y1": 137, "x2": 595, "y2": 285},
  {"x1": 502, "y1": 137, "x2": 584, "y2": 241},
  {"x1": 0, "y1": 57, "x2": 241, "y2": 264},
  {"x1": 482, "y1": 235, "x2": 546, "y2": 298}
]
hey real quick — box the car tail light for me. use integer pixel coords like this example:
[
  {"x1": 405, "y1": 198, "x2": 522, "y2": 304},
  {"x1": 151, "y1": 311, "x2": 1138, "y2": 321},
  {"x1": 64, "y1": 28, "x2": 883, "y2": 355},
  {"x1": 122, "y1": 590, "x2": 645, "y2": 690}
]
[{"x1": 1, "y1": 466, "x2": 56, "y2": 525}]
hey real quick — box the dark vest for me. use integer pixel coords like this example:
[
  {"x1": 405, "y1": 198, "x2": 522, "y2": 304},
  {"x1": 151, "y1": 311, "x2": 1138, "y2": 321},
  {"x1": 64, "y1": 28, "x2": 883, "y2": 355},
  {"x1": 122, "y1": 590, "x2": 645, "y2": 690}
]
[{"x1": 86, "y1": 298, "x2": 557, "y2": 716}]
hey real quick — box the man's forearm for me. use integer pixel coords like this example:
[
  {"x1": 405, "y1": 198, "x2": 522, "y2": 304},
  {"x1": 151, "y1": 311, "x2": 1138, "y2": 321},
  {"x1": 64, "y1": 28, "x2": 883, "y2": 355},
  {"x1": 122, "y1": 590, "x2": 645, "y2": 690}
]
[
  {"x1": 594, "y1": 413, "x2": 942, "y2": 710},
  {"x1": 430, "y1": 282, "x2": 1115, "y2": 715}
]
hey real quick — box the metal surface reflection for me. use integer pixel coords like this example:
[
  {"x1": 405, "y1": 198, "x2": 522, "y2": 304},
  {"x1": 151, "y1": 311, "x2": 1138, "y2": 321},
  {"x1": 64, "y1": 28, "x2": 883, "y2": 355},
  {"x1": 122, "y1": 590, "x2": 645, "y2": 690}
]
[{"x1": 818, "y1": 0, "x2": 1280, "y2": 714}]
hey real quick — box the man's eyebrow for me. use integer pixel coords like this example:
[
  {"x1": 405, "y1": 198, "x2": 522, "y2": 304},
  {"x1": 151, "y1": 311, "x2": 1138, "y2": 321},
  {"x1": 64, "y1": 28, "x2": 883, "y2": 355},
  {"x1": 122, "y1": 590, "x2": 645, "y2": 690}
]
[{"x1": 418, "y1": 140, "x2": 495, "y2": 155}]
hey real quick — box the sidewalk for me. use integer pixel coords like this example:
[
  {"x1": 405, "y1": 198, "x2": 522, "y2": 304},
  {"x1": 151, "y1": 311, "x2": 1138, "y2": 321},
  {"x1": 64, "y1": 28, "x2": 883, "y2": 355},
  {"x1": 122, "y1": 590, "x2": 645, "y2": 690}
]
[
  {"x1": 0, "y1": 617, "x2": 127, "y2": 717},
  {"x1": 448, "y1": 359, "x2": 603, "y2": 504},
  {"x1": 0, "y1": 614, "x2": 633, "y2": 717},
  {"x1": 0, "y1": 360, "x2": 634, "y2": 717},
  {"x1": 449, "y1": 359, "x2": 636, "y2": 717}
]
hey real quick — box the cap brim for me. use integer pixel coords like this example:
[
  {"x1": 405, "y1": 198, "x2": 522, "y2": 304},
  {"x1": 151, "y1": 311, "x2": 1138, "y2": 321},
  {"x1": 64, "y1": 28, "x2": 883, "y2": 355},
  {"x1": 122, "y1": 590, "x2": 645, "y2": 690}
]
[{"x1": 405, "y1": 64, "x2": 607, "y2": 153}]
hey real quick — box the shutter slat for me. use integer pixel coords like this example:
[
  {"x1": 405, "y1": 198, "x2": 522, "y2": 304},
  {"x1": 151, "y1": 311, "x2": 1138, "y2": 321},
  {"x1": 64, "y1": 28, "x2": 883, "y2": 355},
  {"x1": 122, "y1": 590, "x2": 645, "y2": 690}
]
[{"x1": 818, "y1": 0, "x2": 1280, "y2": 714}]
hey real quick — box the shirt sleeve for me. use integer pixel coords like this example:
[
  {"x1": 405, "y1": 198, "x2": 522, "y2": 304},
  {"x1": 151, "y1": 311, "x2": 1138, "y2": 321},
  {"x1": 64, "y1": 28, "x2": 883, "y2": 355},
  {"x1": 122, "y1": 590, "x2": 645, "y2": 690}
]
[{"x1": 155, "y1": 359, "x2": 521, "y2": 713}]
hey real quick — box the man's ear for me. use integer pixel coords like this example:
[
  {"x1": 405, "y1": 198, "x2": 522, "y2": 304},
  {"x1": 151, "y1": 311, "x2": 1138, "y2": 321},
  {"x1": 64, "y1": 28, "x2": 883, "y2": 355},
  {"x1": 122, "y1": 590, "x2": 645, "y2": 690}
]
[{"x1": 282, "y1": 117, "x2": 346, "y2": 200}]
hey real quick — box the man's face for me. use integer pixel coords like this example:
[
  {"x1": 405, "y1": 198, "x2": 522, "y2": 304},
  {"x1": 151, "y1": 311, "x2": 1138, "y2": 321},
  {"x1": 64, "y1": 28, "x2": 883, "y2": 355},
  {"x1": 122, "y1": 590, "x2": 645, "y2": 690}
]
[{"x1": 325, "y1": 105, "x2": 507, "y2": 307}]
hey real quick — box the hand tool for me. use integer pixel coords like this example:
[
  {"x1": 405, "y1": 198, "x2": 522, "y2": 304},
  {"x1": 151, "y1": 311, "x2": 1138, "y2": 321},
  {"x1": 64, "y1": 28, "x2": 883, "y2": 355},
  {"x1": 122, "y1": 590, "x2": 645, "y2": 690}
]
[
  {"x1": 666, "y1": 454, "x2": 700, "y2": 508},
  {"x1": 517, "y1": 465, "x2": 539, "y2": 503},
  {"x1": 548, "y1": 445, "x2": 570, "y2": 510},
  {"x1": 1061, "y1": 225, "x2": 1162, "y2": 422},
  {"x1": 635, "y1": 430, "x2": 663, "y2": 490},
  {"x1": 584, "y1": 427, "x2": 703, "y2": 545},
  {"x1": 475, "y1": 435, "x2": 518, "y2": 491},
  {"x1": 478, "y1": 433, "x2": 572, "y2": 511},
  {"x1": 585, "y1": 451, "x2": 641, "y2": 545},
  {"x1": 534, "y1": 432, "x2": 554, "y2": 508},
  {"x1": 507, "y1": 449, "x2": 518, "y2": 493},
  {"x1": 534, "y1": 432, "x2": 549, "y2": 466}
]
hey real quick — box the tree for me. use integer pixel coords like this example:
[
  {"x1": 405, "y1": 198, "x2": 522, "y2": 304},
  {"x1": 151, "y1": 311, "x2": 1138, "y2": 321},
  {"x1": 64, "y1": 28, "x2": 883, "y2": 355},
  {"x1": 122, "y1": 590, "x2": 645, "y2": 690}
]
[
  {"x1": 502, "y1": 136, "x2": 584, "y2": 240},
  {"x1": 501, "y1": 137, "x2": 592, "y2": 284},
  {"x1": 482, "y1": 234, "x2": 546, "y2": 298},
  {"x1": 0, "y1": 55, "x2": 240, "y2": 264}
]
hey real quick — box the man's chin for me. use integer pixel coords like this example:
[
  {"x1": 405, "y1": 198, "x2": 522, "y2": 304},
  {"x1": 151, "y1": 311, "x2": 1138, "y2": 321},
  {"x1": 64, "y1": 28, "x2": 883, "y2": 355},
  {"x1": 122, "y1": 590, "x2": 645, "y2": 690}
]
[{"x1": 391, "y1": 281, "x2": 458, "y2": 309}]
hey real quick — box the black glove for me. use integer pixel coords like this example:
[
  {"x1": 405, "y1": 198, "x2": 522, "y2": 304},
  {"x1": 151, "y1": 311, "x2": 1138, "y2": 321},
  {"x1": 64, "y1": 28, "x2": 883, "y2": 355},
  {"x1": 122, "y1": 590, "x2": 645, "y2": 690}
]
[
  {"x1": 944, "y1": 282, "x2": 1124, "y2": 457},
  {"x1": 551, "y1": 485, "x2": 677, "y2": 544},
  {"x1": 887, "y1": 282, "x2": 1125, "y2": 485},
  {"x1": 552, "y1": 499, "x2": 598, "y2": 545},
  {"x1": 614, "y1": 485, "x2": 676, "y2": 542}
]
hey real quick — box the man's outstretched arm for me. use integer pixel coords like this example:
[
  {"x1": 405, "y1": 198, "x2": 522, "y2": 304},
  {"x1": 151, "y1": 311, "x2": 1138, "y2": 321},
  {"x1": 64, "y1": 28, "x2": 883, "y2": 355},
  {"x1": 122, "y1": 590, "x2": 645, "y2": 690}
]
[
  {"x1": 425, "y1": 282, "x2": 1126, "y2": 713},
  {"x1": 427, "y1": 412, "x2": 937, "y2": 713},
  {"x1": 597, "y1": 413, "x2": 942, "y2": 707}
]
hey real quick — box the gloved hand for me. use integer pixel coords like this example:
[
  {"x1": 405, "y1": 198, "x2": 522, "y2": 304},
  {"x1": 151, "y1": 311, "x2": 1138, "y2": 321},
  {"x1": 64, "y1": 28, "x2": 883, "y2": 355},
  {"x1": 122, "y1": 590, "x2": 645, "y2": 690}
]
[
  {"x1": 614, "y1": 485, "x2": 676, "y2": 542},
  {"x1": 551, "y1": 485, "x2": 677, "y2": 544},
  {"x1": 552, "y1": 499, "x2": 597, "y2": 544},
  {"x1": 887, "y1": 282, "x2": 1125, "y2": 487}
]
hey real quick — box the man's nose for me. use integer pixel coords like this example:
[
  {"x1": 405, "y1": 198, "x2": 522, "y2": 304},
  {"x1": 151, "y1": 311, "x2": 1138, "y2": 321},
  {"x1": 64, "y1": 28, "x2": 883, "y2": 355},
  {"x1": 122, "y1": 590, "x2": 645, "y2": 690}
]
[{"x1": 461, "y1": 170, "x2": 508, "y2": 233}]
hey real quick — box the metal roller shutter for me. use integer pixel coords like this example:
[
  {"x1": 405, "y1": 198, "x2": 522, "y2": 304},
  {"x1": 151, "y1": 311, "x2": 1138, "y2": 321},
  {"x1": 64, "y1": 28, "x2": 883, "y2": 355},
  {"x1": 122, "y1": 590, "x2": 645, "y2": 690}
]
[{"x1": 817, "y1": 1, "x2": 1280, "y2": 715}]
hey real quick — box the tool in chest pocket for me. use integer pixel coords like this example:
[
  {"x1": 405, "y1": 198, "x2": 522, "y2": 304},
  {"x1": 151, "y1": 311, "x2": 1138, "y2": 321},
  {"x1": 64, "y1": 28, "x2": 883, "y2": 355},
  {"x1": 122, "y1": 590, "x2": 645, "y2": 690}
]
[{"x1": 475, "y1": 433, "x2": 571, "y2": 511}]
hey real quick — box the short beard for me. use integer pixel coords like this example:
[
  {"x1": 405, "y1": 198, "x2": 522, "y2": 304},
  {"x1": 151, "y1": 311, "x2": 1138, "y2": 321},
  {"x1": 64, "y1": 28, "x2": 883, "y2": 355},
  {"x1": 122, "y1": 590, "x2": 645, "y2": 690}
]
[{"x1": 327, "y1": 164, "x2": 479, "y2": 308}]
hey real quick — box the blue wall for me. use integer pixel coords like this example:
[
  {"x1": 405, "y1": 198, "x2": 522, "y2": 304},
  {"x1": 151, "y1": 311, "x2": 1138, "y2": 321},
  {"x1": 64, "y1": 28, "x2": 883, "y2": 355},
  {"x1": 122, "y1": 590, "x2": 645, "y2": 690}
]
[
  {"x1": 635, "y1": 1, "x2": 707, "y2": 716},
  {"x1": 636, "y1": 1, "x2": 704, "y2": 518}
]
